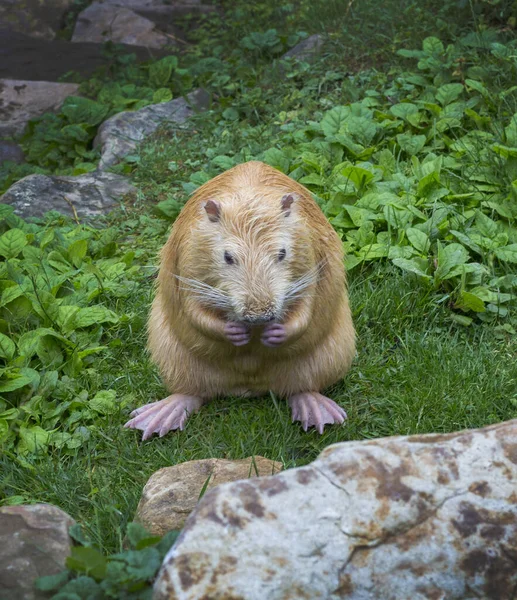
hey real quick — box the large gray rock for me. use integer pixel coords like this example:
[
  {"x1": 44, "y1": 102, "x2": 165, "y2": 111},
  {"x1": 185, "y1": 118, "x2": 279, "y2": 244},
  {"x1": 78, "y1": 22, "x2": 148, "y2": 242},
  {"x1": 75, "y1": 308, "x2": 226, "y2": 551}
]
[
  {"x1": 0, "y1": 0, "x2": 72, "y2": 41},
  {"x1": 72, "y1": 3, "x2": 171, "y2": 48},
  {"x1": 0, "y1": 503, "x2": 74, "y2": 600},
  {"x1": 281, "y1": 33, "x2": 324, "y2": 61},
  {"x1": 95, "y1": 87, "x2": 210, "y2": 168},
  {"x1": 1, "y1": 171, "x2": 135, "y2": 219},
  {"x1": 0, "y1": 79, "x2": 79, "y2": 137},
  {"x1": 135, "y1": 457, "x2": 283, "y2": 536},
  {"x1": 154, "y1": 419, "x2": 517, "y2": 600}
]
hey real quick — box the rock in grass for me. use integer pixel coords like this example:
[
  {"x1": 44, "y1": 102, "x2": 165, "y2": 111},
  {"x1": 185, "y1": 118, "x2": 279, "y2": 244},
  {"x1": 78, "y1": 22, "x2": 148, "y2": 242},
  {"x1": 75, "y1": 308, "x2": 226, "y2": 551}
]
[
  {"x1": 94, "y1": 87, "x2": 210, "y2": 169},
  {"x1": 0, "y1": 79, "x2": 79, "y2": 137},
  {"x1": 72, "y1": 3, "x2": 171, "y2": 49},
  {"x1": 281, "y1": 33, "x2": 324, "y2": 61},
  {"x1": 0, "y1": 503, "x2": 74, "y2": 600},
  {"x1": 135, "y1": 457, "x2": 283, "y2": 536},
  {"x1": 154, "y1": 420, "x2": 517, "y2": 600},
  {"x1": 1, "y1": 171, "x2": 135, "y2": 219}
]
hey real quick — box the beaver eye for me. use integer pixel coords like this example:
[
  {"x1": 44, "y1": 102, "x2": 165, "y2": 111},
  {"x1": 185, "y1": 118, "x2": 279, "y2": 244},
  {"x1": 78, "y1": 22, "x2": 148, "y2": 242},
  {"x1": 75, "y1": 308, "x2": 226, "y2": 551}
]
[
  {"x1": 224, "y1": 251, "x2": 235, "y2": 265},
  {"x1": 278, "y1": 248, "x2": 286, "y2": 262}
]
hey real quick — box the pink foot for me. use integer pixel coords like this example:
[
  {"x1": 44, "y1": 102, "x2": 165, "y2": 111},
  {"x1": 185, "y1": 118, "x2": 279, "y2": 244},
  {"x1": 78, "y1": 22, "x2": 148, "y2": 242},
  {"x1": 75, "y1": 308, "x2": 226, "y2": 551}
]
[
  {"x1": 224, "y1": 321, "x2": 251, "y2": 346},
  {"x1": 261, "y1": 323, "x2": 287, "y2": 347},
  {"x1": 124, "y1": 394, "x2": 205, "y2": 440},
  {"x1": 288, "y1": 392, "x2": 347, "y2": 434}
]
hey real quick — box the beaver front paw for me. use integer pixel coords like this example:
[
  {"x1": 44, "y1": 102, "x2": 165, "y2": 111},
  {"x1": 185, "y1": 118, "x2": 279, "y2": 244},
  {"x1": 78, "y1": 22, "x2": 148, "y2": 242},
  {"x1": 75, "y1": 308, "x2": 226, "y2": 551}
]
[
  {"x1": 224, "y1": 321, "x2": 251, "y2": 346},
  {"x1": 261, "y1": 323, "x2": 287, "y2": 347}
]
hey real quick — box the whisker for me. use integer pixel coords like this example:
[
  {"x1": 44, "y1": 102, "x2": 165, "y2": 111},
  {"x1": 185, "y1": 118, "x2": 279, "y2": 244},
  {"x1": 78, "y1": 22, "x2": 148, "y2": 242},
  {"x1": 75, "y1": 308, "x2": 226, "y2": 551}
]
[
  {"x1": 284, "y1": 261, "x2": 325, "y2": 304},
  {"x1": 173, "y1": 274, "x2": 232, "y2": 309}
]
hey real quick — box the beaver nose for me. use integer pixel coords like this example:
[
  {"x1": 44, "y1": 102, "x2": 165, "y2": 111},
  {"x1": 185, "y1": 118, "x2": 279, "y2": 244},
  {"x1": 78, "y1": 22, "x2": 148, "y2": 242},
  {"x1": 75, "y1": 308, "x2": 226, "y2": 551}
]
[{"x1": 241, "y1": 312, "x2": 276, "y2": 325}]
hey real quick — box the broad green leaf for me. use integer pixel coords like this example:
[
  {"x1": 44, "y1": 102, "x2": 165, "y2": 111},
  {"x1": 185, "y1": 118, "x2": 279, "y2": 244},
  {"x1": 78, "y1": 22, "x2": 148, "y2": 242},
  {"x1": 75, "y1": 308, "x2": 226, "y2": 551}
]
[
  {"x1": 343, "y1": 205, "x2": 378, "y2": 227},
  {"x1": 495, "y1": 244, "x2": 517, "y2": 263},
  {"x1": 470, "y1": 286, "x2": 514, "y2": 304},
  {"x1": 0, "y1": 229, "x2": 27, "y2": 259},
  {"x1": 0, "y1": 286, "x2": 24, "y2": 307},
  {"x1": 406, "y1": 228, "x2": 431, "y2": 254},
  {"x1": 0, "y1": 204, "x2": 14, "y2": 219},
  {"x1": 346, "y1": 116, "x2": 377, "y2": 146},
  {"x1": 149, "y1": 56, "x2": 177, "y2": 87},
  {"x1": 465, "y1": 78, "x2": 490, "y2": 99},
  {"x1": 61, "y1": 96, "x2": 108, "y2": 126},
  {"x1": 389, "y1": 103, "x2": 419, "y2": 120},
  {"x1": 0, "y1": 372, "x2": 33, "y2": 393},
  {"x1": 18, "y1": 328, "x2": 66, "y2": 358},
  {"x1": 67, "y1": 239, "x2": 88, "y2": 268},
  {"x1": 397, "y1": 133, "x2": 426, "y2": 156},
  {"x1": 383, "y1": 205, "x2": 413, "y2": 229},
  {"x1": 0, "y1": 333, "x2": 15, "y2": 361},
  {"x1": 299, "y1": 174, "x2": 326, "y2": 186},
  {"x1": 455, "y1": 291, "x2": 485, "y2": 313},
  {"x1": 357, "y1": 244, "x2": 389, "y2": 259},
  {"x1": 263, "y1": 148, "x2": 290, "y2": 173},
  {"x1": 422, "y1": 37, "x2": 444, "y2": 55},
  {"x1": 74, "y1": 306, "x2": 119, "y2": 328},
  {"x1": 491, "y1": 144, "x2": 517, "y2": 159},
  {"x1": 89, "y1": 390, "x2": 117, "y2": 415},
  {"x1": 47, "y1": 251, "x2": 72, "y2": 273},
  {"x1": 435, "y1": 243, "x2": 469, "y2": 280},
  {"x1": 66, "y1": 546, "x2": 107, "y2": 579},
  {"x1": 18, "y1": 425, "x2": 52, "y2": 453},
  {"x1": 475, "y1": 211, "x2": 499, "y2": 238},
  {"x1": 450, "y1": 314, "x2": 473, "y2": 326},
  {"x1": 436, "y1": 83, "x2": 464, "y2": 106},
  {"x1": 39, "y1": 228, "x2": 55, "y2": 250},
  {"x1": 153, "y1": 88, "x2": 173, "y2": 103},
  {"x1": 34, "y1": 571, "x2": 70, "y2": 592},
  {"x1": 339, "y1": 165, "x2": 375, "y2": 190},
  {"x1": 321, "y1": 106, "x2": 350, "y2": 137},
  {"x1": 392, "y1": 258, "x2": 431, "y2": 279}
]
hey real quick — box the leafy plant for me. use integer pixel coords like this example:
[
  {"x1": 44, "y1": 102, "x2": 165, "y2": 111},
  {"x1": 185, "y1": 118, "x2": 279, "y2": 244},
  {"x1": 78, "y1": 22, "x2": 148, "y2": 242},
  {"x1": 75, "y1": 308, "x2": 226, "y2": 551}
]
[
  {"x1": 0, "y1": 206, "x2": 145, "y2": 456},
  {"x1": 35, "y1": 523, "x2": 179, "y2": 599}
]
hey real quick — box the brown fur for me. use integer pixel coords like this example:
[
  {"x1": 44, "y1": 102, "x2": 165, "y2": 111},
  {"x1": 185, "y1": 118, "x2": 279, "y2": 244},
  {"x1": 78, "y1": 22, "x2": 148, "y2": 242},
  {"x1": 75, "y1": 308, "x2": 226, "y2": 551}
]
[{"x1": 148, "y1": 161, "x2": 355, "y2": 399}]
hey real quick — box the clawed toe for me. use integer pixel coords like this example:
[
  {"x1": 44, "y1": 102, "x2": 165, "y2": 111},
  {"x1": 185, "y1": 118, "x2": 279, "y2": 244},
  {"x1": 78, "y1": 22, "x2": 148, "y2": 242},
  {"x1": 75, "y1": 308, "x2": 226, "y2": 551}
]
[
  {"x1": 124, "y1": 395, "x2": 205, "y2": 439},
  {"x1": 288, "y1": 392, "x2": 347, "y2": 434}
]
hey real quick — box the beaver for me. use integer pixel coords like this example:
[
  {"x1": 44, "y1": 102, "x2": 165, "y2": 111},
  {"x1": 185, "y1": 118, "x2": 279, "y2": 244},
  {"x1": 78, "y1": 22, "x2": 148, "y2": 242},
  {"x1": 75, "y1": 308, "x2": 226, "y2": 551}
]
[{"x1": 124, "y1": 161, "x2": 355, "y2": 439}]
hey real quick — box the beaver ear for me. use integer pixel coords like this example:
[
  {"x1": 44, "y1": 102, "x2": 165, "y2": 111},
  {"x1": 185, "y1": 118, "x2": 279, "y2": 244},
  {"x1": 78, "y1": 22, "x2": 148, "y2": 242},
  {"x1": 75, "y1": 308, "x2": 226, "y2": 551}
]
[
  {"x1": 204, "y1": 199, "x2": 221, "y2": 223},
  {"x1": 281, "y1": 193, "x2": 298, "y2": 217}
]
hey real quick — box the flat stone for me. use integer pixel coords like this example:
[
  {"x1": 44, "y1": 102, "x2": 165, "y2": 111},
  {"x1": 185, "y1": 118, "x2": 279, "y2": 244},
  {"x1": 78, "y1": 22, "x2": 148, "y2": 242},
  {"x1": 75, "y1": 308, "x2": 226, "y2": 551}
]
[
  {"x1": 72, "y1": 3, "x2": 171, "y2": 49},
  {"x1": 1, "y1": 171, "x2": 135, "y2": 219},
  {"x1": 0, "y1": 0, "x2": 72, "y2": 41},
  {"x1": 154, "y1": 419, "x2": 517, "y2": 600},
  {"x1": 0, "y1": 79, "x2": 79, "y2": 137},
  {"x1": 281, "y1": 33, "x2": 324, "y2": 61},
  {"x1": 95, "y1": 87, "x2": 210, "y2": 168},
  {"x1": 0, "y1": 503, "x2": 74, "y2": 600},
  {"x1": 135, "y1": 457, "x2": 283, "y2": 536}
]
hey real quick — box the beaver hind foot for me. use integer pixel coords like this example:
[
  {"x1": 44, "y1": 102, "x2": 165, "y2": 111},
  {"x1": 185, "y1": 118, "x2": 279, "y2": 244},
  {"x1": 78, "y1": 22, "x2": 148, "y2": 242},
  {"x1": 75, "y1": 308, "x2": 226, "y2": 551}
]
[
  {"x1": 288, "y1": 392, "x2": 347, "y2": 434},
  {"x1": 124, "y1": 395, "x2": 205, "y2": 440}
]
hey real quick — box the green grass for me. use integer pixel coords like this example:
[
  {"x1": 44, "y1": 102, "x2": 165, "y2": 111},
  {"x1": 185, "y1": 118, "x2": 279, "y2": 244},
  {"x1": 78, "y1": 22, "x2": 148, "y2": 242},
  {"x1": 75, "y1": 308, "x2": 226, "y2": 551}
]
[{"x1": 2, "y1": 263, "x2": 515, "y2": 553}]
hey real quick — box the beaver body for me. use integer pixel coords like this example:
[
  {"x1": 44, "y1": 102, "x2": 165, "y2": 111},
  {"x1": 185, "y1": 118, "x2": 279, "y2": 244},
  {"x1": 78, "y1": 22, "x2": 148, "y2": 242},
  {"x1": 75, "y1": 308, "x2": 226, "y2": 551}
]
[{"x1": 125, "y1": 161, "x2": 355, "y2": 438}]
